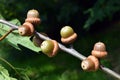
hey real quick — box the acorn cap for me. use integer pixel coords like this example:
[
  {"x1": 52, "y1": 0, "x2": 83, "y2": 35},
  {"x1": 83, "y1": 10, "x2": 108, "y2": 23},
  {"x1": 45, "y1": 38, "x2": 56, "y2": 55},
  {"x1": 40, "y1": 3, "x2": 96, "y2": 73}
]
[
  {"x1": 61, "y1": 33, "x2": 77, "y2": 44},
  {"x1": 92, "y1": 50, "x2": 107, "y2": 58},
  {"x1": 87, "y1": 55, "x2": 99, "y2": 71},
  {"x1": 47, "y1": 40, "x2": 59, "y2": 57},
  {"x1": 25, "y1": 18, "x2": 41, "y2": 25}
]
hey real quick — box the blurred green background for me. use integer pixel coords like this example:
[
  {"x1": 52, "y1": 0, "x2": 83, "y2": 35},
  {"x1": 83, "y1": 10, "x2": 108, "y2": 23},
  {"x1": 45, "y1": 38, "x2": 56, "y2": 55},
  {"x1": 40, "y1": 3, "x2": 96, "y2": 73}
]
[{"x1": 0, "y1": 0, "x2": 120, "y2": 80}]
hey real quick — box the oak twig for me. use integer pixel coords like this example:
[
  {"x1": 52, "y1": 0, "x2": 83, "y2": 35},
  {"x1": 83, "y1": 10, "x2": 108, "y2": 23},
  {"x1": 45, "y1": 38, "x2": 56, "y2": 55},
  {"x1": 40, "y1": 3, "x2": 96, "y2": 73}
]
[
  {"x1": 0, "y1": 19, "x2": 18, "y2": 41},
  {"x1": 0, "y1": 19, "x2": 120, "y2": 80}
]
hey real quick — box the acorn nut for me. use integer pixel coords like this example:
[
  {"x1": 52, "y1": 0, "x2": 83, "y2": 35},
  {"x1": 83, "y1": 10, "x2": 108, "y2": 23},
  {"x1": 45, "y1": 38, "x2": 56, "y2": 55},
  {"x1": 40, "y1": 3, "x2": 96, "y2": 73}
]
[
  {"x1": 91, "y1": 42, "x2": 107, "y2": 58},
  {"x1": 60, "y1": 26, "x2": 77, "y2": 44}
]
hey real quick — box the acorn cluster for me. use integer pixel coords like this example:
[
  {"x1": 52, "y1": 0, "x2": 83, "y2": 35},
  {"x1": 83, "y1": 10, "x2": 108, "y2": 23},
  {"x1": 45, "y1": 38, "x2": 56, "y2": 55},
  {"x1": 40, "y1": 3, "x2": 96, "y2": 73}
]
[
  {"x1": 18, "y1": 9, "x2": 79, "y2": 57},
  {"x1": 81, "y1": 42, "x2": 108, "y2": 71},
  {"x1": 18, "y1": 9, "x2": 41, "y2": 36},
  {"x1": 0, "y1": 9, "x2": 108, "y2": 72},
  {"x1": 17, "y1": 9, "x2": 60, "y2": 57}
]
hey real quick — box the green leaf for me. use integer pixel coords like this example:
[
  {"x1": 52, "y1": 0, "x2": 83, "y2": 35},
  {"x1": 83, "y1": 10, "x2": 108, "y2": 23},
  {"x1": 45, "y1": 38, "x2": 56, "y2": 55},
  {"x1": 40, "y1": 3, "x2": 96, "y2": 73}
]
[
  {"x1": 0, "y1": 65, "x2": 17, "y2": 80},
  {"x1": 0, "y1": 14, "x2": 4, "y2": 19},
  {"x1": 0, "y1": 19, "x2": 41, "y2": 52}
]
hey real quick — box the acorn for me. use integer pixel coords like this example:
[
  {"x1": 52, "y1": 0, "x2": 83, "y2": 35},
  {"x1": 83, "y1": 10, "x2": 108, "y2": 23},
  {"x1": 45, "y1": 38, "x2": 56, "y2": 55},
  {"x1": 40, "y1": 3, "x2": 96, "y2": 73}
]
[
  {"x1": 81, "y1": 55, "x2": 99, "y2": 71},
  {"x1": 32, "y1": 36, "x2": 43, "y2": 47},
  {"x1": 60, "y1": 26, "x2": 77, "y2": 44},
  {"x1": 91, "y1": 42, "x2": 108, "y2": 58},
  {"x1": 18, "y1": 22, "x2": 34, "y2": 36},
  {"x1": 32, "y1": 33, "x2": 48, "y2": 47},
  {"x1": 40, "y1": 40, "x2": 59, "y2": 57},
  {"x1": 25, "y1": 9, "x2": 41, "y2": 25}
]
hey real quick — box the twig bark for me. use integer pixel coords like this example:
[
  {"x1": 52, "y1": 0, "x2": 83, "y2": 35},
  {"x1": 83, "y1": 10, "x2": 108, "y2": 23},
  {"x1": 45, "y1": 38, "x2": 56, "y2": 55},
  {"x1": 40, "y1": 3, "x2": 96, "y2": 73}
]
[
  {"x1": 0, "y1": 19, "x2": 18, "y2": 41},
  {"x1": 0, "y1": 19, "x2": 120, "y2": 80}
]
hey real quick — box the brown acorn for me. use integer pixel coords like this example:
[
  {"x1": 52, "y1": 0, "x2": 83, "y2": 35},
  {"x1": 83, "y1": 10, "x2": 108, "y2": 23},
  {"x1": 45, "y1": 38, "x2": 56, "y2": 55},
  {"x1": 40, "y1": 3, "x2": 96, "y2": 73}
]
[
  {"x1": 81, "y1": 55, "x2": 99, "y2": 71},
  {"x1": 60, "y1": 26, "x2": 77, "y2": 44},
  {"x1": 32, "y1": 33, "x2": 48, "y2": 47},
  {"x1": 25, "y1": 9, "x2": 41, "y2": 25},
  {"x1": 91, "y1": 42, "x2": 107, "y2": 58},
  {"x1": 18, "y1": 22, "x2": 34, "y2": 36},
  {"x1": 32, "y1": 36, "x2": 43, "y2": 47},
  {"x1": 40, "y1": 40, "x2": 59, "y2": 57}
]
